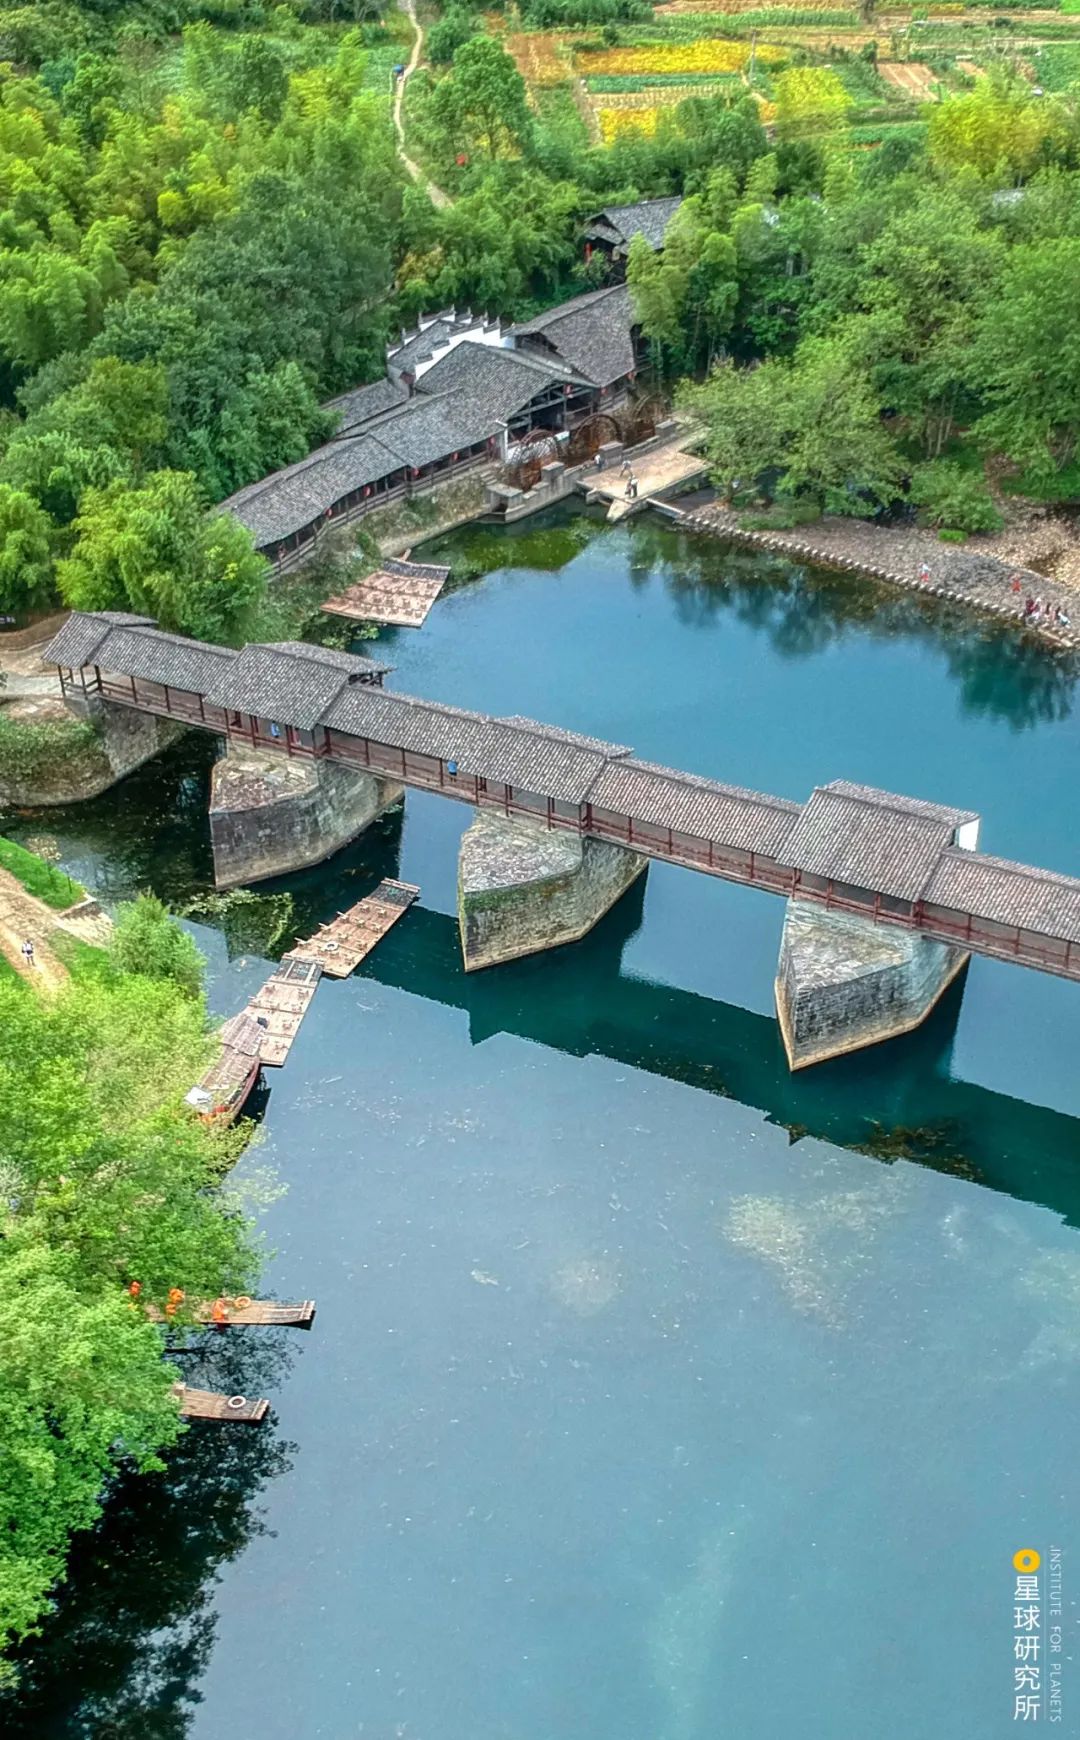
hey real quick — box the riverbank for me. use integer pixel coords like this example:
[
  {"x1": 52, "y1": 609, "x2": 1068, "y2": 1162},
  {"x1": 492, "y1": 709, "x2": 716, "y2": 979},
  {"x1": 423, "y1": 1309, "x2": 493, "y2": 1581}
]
[{"x1": 668, "y1": 501, "x2": 1080, "y2": 652}]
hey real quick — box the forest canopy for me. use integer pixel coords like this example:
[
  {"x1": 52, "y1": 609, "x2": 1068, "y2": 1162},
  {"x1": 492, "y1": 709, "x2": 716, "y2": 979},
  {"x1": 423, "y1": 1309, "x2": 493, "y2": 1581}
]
[{"x1": 0, "y1": 6, "x2": 1079, "y2": 611}]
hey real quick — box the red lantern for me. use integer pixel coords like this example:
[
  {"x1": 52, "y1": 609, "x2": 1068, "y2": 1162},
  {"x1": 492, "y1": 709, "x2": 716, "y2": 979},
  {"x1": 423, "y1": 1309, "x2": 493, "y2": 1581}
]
[{"x1": 364, "y1": 485, "x2": 371, "y2": 497}]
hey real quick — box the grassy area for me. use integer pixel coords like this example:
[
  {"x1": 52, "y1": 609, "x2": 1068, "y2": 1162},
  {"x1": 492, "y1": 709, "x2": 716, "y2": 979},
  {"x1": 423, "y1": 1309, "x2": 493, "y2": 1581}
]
[
  {"x1": 0, "y1": 837, "x2": 85, "y2": 910},
  {"x1": 0, "y1": 952, "x2": 22, "y2": 987},
  {"x1": 51, "y1": 931, "x2": 116, "y2": 985}
]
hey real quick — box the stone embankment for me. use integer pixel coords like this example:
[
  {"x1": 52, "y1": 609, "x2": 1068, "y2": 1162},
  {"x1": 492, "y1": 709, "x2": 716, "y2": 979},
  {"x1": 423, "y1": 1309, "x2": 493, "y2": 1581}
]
[{"x1": 662, "y1": 503, "x2": 1080, "y2": 653}]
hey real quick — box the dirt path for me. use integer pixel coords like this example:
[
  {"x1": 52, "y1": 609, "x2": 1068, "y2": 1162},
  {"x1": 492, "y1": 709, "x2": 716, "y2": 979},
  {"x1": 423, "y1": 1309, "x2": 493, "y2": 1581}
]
[
  {"x1": 0, "y1": 867, "x2": 69, "y2": 990},
  {"x1": 394, "y1": 0, "x2": 452, "y2": 210}
]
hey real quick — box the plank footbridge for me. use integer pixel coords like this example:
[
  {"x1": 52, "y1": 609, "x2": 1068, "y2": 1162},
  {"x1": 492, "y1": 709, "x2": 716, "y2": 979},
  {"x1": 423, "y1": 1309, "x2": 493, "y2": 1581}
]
[{"x1": 47, "y1": 613, "x2": 1080, "y2": 984}]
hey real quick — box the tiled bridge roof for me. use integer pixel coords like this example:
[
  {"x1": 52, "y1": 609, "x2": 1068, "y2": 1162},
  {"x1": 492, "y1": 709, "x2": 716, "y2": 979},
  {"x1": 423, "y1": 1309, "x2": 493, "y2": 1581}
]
[{"x1": 46, "y1": 612, "x2": 1080, "y2": 954}]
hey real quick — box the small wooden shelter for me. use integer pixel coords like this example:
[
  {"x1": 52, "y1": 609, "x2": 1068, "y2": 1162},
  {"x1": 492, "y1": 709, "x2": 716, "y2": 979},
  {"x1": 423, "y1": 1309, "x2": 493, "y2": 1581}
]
[{"x1": 322, "y1": 557, "x2": 450, "y2": 629}]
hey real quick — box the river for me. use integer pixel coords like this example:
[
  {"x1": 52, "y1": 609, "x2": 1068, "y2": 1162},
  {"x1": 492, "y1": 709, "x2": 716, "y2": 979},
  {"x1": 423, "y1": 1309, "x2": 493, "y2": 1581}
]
[{"x1": 3, "y1": 508, "x2": 1079, "y2": 1738}]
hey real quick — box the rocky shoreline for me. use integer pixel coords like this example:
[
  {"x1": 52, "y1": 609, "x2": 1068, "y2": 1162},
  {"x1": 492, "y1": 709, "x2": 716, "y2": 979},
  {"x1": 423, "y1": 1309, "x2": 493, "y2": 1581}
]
[{"x1": 663, "y1": 502, "x2": 1080, "y2": 653}]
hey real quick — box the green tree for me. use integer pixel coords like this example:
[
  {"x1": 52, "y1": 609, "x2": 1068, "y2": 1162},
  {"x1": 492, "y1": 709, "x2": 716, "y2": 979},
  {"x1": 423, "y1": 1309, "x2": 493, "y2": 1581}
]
[
  {"x1": 684, "y1": 336, "x2": 901, "y2": 514},
  {"x1": 969, "y1": 236, "x2": 1080, "y2": 483},
  {"x1": 109, "y1": 895, "x2": 206, "y2": 998},
  {"x1": 0, "y1": 483, "x2": 55, "y2": 607},
  {"x1": 57, "y1": 470, "x2": 268, "y2": 640},
  {"x1": 431, "y1": 36, "x2": 533, "y2": 161},
  {"x1": 427, "y1": 7, "x2": 476, "y2": 65},
  {"x1": 0, "y1": 951, "x2": 259, "y2": 1682},
  {"x1": 928, "y1": 75, "x2": 1074, "y2": 181},
  {"x1": 910, "y1": 458, "x2": 1004, "y2": 535},
  {"x1": 774, "y1": 67, "x2": 852, "y2": 145}
]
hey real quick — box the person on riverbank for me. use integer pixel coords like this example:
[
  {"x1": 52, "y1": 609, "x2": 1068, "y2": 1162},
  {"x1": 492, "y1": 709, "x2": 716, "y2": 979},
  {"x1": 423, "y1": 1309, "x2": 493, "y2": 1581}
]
[
  {"x1": 21, "y1": 938, "x2": 34, "y2": 969},
  {"x1": 918, "y1": 561, "x2": 931, "y2": 586}
]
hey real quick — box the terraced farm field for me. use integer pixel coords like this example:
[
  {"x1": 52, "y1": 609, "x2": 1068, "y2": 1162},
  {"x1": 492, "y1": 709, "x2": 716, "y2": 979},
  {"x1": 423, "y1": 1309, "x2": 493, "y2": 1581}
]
[{"x1": 500, "y1": 0, "x2": 1080, "y2": 150}]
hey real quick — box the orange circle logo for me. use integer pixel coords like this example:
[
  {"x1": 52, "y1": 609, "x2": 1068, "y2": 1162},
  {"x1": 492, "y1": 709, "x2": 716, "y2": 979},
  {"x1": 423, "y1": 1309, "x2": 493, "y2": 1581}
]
[{"x1": 1014, "y1": 1549, "x2": 1041, "y2": 1574}]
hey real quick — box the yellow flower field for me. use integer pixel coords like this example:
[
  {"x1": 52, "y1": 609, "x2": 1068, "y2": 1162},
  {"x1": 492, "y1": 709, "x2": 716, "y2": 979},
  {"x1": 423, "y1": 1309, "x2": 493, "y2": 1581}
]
[
  {"x1": 578, "y1": 39, "x2": 784, "y2": 76},
  {"x1": 598, "y1": 107, "x2": 662, "y2": 141}
]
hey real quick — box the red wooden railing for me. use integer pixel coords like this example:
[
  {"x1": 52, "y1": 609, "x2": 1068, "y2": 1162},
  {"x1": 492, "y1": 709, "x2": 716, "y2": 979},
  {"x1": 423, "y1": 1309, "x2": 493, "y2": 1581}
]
[{"x1": 82, "y1": 671, "x2": 1080, "y2": 983}]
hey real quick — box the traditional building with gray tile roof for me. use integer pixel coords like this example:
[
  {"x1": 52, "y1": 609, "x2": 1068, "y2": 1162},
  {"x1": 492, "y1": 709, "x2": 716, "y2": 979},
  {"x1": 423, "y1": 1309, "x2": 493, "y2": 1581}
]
[
  {"x1": 584, "y1": 197, "x2": 683, "y2": 259},
  {"x1": 43, "y1": 614, "x2": 1080, "y2": 979},
  {"x1": 416, "y1": 343, "x2": 592, "y2": 431},
  {"x1": 324, "y1": 377, "x2": 408, "y2": 434},
  {"x1": 202, "y1": 642, "x2": 388, "y2": 731},
  {"x1": 511, "y1": 284, "x2": 637, "y2": 390},
  {"x1": 217, "y1": 280, "x2": 647, "y2": 567},
  {"x1": 45, "y1": 610, "x2": 156, "y2": 670}
]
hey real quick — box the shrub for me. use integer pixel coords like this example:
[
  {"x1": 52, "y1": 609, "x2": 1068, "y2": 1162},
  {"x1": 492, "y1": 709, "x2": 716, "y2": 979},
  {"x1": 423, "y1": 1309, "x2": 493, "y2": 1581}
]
[
  {"x1": 910, "y1": 459, "x2": 1003, "y2": 535},
  {"x1": 428, "y1": 7, "x2": 476, "y2": 64},
  {"x1": 109, "y1": 895, "x2": 206, "y2": 998}
]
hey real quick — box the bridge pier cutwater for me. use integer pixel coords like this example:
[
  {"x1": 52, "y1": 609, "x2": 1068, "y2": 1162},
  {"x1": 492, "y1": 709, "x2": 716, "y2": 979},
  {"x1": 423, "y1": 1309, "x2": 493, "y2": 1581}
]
[
  {"x1": 42, "y1": 614, "x2": 1080, "y2": 1073},
  {"x1": 209, "y1": 744, "x2": 403, "y2": 890},
  {"x1": 775, "y1": 903, "x2": 969, "y2": 1070},
  {"x1": 457, "y1": 810, "x2": 647, "y2": 971}
]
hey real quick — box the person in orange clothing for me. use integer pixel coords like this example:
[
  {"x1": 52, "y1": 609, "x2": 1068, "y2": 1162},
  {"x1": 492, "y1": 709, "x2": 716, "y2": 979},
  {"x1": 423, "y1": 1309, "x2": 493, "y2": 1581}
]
[
  {"x1": 127, "y1": 1280, "x2": 141, "y2": 1299},
  {"x1": 210, "y1": 1297, "x2": 229, "y2": 1329},
  {"x1": 164, "y1": 1286, "x2": 185, "y2": 1320}
]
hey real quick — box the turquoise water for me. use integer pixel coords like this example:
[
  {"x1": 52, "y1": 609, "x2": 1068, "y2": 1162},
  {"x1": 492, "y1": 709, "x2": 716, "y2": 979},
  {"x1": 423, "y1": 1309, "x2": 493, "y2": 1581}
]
[{"x1": 4, "y1": 510, "x2": 1079, "y2": 1737}]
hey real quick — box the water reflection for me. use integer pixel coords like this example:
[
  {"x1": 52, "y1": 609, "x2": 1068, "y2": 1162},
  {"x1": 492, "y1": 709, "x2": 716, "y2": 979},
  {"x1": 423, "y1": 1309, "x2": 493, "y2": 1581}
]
[
  {"x1": 944, "y1": 630, "x2": 1077, "y2": 731},
  {"x1": 623, "y1": 518, "x2": 1080, "y2": 729},
  {"x1": 0, "y1": 1405, "x2": 296, "y2": 1740}
]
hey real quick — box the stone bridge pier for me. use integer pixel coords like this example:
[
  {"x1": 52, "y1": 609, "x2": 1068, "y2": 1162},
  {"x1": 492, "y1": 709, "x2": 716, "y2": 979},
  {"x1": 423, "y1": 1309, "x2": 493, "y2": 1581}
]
[
  {"x1": 209, "y1": 745, "x2": 402, "y2": 890},
  {"x1": 771, "y1": 781, "x2": 981, "y2": 1069},
  {"x1": 457, "y1": 810, "x2": 647, "y2": 971},
  {"x1": 774, "y1": 903, "x2": 969, "y2": 1070}
]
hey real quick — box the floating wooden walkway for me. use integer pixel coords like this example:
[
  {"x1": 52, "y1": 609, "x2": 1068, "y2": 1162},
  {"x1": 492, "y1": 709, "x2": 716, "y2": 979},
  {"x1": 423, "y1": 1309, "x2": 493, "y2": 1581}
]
[
  {"x1": 246, "y1": 955, "x2": 322, "y2": 1066},
  {"x1": 173, "y1": 1383, "x2": 269, "y2": 1423},
  {"x1": 150, "y1": 1297, "x2": 316, "y2": 1327},
  {"x1": 322, "y1": 557, "x2": 449, "y2": 628},
  {"x1": 286, "y1": 879, "x2": 420, "y2": 978}
]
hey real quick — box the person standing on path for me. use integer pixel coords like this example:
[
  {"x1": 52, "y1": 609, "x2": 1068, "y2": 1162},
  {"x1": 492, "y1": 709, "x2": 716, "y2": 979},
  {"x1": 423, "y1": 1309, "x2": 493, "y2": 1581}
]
[{"x1": 21, "y1": 937, "x2": 34, "y2": 969}]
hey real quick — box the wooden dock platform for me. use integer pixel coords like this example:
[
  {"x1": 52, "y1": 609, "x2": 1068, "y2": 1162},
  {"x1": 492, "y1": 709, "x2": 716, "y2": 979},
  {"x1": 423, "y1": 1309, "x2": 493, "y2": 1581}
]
[
  {"x1": 286, "y1": 879, "x2": 419, "y2": 978},
  {"x1": 246, "y1": 955, "x2": 322, "y2": 1066},
  {"x1": 322, "y1": 557, "x2": 449, "y2": 628},
  {"x1": 173, "y1": 1384, "x2": 269, "y2": 1423},
  {"x1": 151, "y1": 1297, "x2": 316, "y2": 1327}
]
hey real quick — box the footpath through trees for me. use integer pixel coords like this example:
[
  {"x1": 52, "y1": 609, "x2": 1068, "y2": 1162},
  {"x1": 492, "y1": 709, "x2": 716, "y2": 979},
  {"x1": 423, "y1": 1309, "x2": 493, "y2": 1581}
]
[{"x1": 394, "y1": 0, "x2": 452, "y2": 211}]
